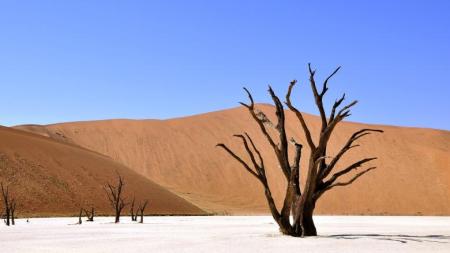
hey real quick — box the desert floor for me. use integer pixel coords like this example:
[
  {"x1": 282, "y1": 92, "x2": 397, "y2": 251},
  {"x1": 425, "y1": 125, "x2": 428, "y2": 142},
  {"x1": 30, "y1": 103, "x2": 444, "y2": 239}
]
[{"x1": 1, "y1": 216, "x2": 449, "y2": 252}]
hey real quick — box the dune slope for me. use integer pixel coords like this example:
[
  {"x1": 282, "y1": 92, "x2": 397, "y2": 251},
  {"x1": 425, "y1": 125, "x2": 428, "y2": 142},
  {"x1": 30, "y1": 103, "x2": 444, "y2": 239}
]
[
  {"x1": 16, "y1": 105, "x2": 450, "y2": 215},
  {"x1": 0, "y1": 126, "x2": 205, "y2": 216}
]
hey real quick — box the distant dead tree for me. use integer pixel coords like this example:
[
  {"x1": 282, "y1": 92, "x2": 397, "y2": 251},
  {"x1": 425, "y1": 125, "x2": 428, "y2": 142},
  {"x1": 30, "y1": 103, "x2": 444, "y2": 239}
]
[
  {"x1": 130, "y1": 196, "x2": 137, "y2": 221},
  {"x1": 129, "y1": 197, "x2": 149, "y2": 223},
  {"x1": 138, "y1": 200, "x2": 149, "y2": 223},
  {"x1": 217, "y1": 64, "x2": 383, "y2": 237},
  {"x1": 77, "y1": 207, "x2": 94, "y2": 224},
  {"x1": 104, "y1": 174, "x2": 127, "y2": 223},
  {"x1": 1, "y1": 182, "x2": 16, "y2": 226},
  {"x1": 84, "y1": 207, "x2": 95, "y2": 222}
]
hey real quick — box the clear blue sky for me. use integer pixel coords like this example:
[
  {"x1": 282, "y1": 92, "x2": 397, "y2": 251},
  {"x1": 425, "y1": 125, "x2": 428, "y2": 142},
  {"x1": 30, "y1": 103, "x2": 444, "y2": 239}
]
[{"x1": 1, "y1": 1, "x2": 449, "y2": 130}]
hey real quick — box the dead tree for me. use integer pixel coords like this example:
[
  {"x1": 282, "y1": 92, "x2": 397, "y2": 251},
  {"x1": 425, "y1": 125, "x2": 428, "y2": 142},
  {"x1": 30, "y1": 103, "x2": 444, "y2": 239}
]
[
  {"x1": 1, "y1": 183, "x2": 11, "y2": 226},
  {"x1": 138, "y1": 200, "x2": 149, "y2": 223},
  {"x1": 217, "y1": 64, "x2": 383, "y2": 237},
  {"x1": 130, "y1": 196, "x2": 137, "y2": 221},
  {"x1": 104, "y1": 174, "x2": 127, "y2": 223},
  {"x1": 84, "y1": 207, "x2": 95, "y2": 222},
  {"x1": 1, "y1": 182, "x2": 16, "y2": 226}
]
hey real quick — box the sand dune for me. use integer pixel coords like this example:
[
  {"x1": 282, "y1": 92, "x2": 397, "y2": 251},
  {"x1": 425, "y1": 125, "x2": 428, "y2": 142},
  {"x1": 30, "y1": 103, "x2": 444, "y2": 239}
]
[
  {"x1": 0, "y1": 126, "x2": 205, "y2": 216},
  {"x1": 15, "y1": 105, "x2": 450, "y2": 215}
]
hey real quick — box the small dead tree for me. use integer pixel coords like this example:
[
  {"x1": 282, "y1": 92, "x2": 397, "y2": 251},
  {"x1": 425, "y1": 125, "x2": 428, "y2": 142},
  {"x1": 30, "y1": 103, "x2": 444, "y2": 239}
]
[
  {"x1": 77, "y1": 207, "x2": 94, "y2": 224},
  {"x1": 217, "y1": 64, "x2": 383, "y2": 237},
  {"x1": 84, "y1": 207, "x2": 95, "y2": 222},
  {"x1": 138, "y1": 200, "x2": 149, "y2": 223},
  {"x1": 130, "y1": 196, "x2": 137, "y2": 221},
  {"x1": 104, "y1": 174, "x2": 127, "y2": 223},
  {"x1": 1, "y1": 182, "x2": 16, "y2": 226}
]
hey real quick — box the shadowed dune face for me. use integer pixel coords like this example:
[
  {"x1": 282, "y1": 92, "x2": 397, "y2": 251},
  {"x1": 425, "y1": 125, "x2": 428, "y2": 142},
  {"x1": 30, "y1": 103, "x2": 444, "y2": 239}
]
[
  {"x1": 0, "y1": 126, "x2": 205, "y2": 216},
  {"x1": 16, "y1": 105, "x2": 450, "y2": 215}
]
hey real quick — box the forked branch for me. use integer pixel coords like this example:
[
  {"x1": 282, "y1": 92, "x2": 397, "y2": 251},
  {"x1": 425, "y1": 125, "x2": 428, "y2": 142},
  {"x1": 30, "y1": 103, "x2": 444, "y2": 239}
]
[
  {"x1": 324, "y1": 157, "x2": 378, "y2": 187},
  {"x1": 322, "y1": 167, "x2": 376, "y2": 193},
  {"x1": 320, "y1": 128, "x2": 383, "y2": 179}
]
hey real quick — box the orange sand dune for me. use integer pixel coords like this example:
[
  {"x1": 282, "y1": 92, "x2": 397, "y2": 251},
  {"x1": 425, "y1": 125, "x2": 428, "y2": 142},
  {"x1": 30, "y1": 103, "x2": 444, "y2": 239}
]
[
  {"x1": 16, "y1": 105, "x2": 450, "y2": 215},
  {"x1": 0, "y1": 126, "x2": 205, "y2": 216}
]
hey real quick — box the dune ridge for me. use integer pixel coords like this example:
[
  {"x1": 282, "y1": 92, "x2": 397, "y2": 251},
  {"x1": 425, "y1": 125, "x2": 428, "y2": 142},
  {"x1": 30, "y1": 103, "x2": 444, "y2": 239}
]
[
  {"x1": 15, "y1": 105, "x2": 450, "y2": 215},
  {"x1": 0, "y1": 126, "x2": 205, "y2": 216}
]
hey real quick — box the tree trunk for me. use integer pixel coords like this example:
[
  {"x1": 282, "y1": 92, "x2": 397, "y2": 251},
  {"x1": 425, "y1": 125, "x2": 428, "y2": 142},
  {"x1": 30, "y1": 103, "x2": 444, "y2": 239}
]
[
  {"x1": 88, "y1": 207, "x2": 94, "y2": 221},
  {"x1": 6, "y1": 211, "x2": 10, "y2": 226},
  {"x1": 301, "y1": 202, "x2": 317, "y2": 236},
  {"x1": 130, "y1": 197, "x2": 136, "y2": 221},
  {"x1": 277, "y1": 218, "x2": 294, "y2": 236},
  {"x1": 78, "y1": 208, "x2": 83, "y2": 224},
  {"x1": 5, "y1": 213, "x2": 10, "y2": 226},
  {"x1": 115, "y1": 211, "x2": 120, "y2": 223},
  {"x1": 2, "y1": 195, "x2": 10, "y2": 226}
]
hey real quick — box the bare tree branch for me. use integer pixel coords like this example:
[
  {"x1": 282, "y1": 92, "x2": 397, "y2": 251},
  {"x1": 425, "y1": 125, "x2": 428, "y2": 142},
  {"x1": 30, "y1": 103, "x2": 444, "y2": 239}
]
[
  {"x1": 285, "y1": 80, "x2": 316, "y2": 149},
  {"x1": 217, "y1": 137, "x2": 281, "y2": 225},
  {"x1": 239, "y1": 87, "x2": 255, "y2": 109},
  {"x1": 244, "y1": 133, "x2": 265, "y2": 176},
  {"x1": 233, "y1": 134, "x2": 261, "y2": 171},
  {"x1": 240, "y1": 87, "x2": 280, "y2": 158},
  {"x1": 337, "y1": 100, "x2": 358, "y2": 119},
  {"x1": 308, "y1": 63, "x2": 328, "y2": 130},
  {"x1": 329, "y1": 93, "x2": 345, "y2": 123},
  {"x1": 216, "y1": 143, "x2": 259, "y2": 179},
  {"x1": 321, "y1": 66, "x2": 341, "y2": 97},
  {"x1": 268, "y1": 86, "x2": 291, "y2": 178}
]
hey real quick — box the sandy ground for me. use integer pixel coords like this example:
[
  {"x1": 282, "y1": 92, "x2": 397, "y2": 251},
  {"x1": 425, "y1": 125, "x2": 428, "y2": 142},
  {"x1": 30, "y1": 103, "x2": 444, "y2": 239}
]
[{"x1": 1, "y1": 216, "x2": 449, "y2": 252}]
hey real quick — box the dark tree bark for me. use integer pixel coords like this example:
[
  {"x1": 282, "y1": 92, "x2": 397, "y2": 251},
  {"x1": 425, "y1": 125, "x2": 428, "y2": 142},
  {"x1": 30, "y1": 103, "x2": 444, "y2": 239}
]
[
  {"x1": 217, "y1": 64, "x2": 383, "y2": 237},
  {"x1": 104, "y1": 174, "x2": 127, "y2": 223},
  {"x1": 138, "y1": 200, "x2": 149, "y2": 224}
]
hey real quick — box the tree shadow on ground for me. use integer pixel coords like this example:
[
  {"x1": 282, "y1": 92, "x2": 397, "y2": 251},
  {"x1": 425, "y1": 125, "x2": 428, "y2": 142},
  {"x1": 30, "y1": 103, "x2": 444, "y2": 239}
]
[{"x1": 325, "y1": 234, "x2": 450, "y2": 244}]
